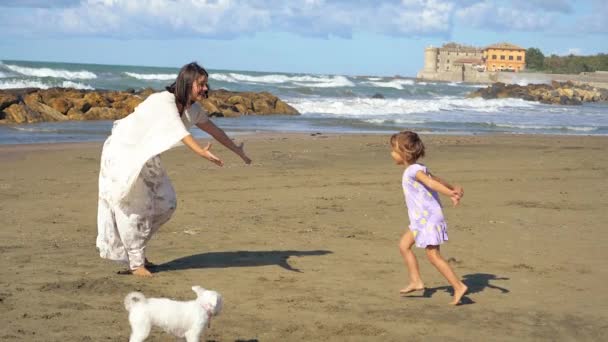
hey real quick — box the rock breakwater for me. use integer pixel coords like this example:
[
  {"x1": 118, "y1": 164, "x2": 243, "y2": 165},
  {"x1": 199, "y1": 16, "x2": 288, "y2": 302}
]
[
  {"x1": 0, "y1": 87, "x2": 299, "y2": 124},
  {"x1": 467, "y1": 81, "x2": 608, "y2": 105}
]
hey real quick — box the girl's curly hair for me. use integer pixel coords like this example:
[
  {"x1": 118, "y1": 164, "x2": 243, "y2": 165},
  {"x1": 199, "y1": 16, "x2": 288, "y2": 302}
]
[{"x1": 390, "y1": 131, "x2": 425, "y2": 163}]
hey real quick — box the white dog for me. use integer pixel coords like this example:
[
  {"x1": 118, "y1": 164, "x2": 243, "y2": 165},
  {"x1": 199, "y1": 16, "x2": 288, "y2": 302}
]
[{"x1": 124, "y1": 286, "x2": 223, "y2": 342}]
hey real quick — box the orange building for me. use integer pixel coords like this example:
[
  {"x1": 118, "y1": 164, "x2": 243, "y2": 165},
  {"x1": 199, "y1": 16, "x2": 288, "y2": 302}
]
[{"x1": 483, "y1": 43, "x2": 526, "y2": 72}]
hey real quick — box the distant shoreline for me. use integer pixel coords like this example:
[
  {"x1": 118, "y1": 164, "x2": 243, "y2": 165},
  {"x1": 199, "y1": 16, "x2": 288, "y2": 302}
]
[{"x1": 418, "y1": 70, "x2": 608, "y2": 89}]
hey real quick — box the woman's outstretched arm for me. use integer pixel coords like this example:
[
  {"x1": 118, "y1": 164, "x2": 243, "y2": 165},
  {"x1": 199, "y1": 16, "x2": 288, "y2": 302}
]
[
  {"x1": 196, "y1": 120, "x2": 252, "y2": 164},
  {"x1": 181, "y1": 134, "x2": 224, "y2": 166}
]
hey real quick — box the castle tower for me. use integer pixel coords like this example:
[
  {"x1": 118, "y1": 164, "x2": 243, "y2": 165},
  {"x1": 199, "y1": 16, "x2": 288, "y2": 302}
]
[{"x1": 423, "y1": 47, "x2": 438, "y2": 73}]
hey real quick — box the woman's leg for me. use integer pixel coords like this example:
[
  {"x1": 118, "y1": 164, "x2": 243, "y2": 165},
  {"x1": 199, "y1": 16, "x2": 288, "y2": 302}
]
[
  {"x1": 114, "y1": 205, "x2": 152, "y2": 276},
  {"x1": 425, "y1": 246, "x2": 468, "y2": 304},
  {"x1": 96, "y1": 198, "x2": 129, "y2": 264},
  {"x1": 144, "y1": 172, "x2": 177, "y2": 244},
  {"x1": 399, "y1": 230, "x2": 425, "y2": 293},
  {"x1": 141, "y1": 167, "x2": 177, "y2": 268},
  {"x1": 114, "y1": 158, "x2": 165, "y2": 276}
]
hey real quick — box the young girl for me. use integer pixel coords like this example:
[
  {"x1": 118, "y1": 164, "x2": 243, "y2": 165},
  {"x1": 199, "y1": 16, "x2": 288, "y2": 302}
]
[{"x1": 390, "y1": 131, "x2": 468, "y2": 305}]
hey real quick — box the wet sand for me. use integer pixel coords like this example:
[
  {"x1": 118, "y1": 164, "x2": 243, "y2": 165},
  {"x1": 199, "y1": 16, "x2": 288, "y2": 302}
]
[{"x1": 1, "y1": 133, "x2": 607, "y2": 341}]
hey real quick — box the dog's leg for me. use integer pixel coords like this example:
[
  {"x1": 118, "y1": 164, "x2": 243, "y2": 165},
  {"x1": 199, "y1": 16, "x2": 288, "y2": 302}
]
[
  {"x1": 129, "y1": 327, "x2": 150, "y2": 342},
  {"x1": 128, "y1": 315, "x2": 151, "y2": 342},
  {"x1": 184, "y1": 327, "x2": 202, "y2": 342}
]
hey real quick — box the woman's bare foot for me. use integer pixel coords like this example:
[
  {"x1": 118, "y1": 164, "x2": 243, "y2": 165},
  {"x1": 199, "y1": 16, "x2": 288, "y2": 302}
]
[
  {"x1": 132, "y1": 267, "x2": 153, "y2": 277},
  {"x1": 400, "y1": 282, "x2": 425, "y2": 295},
  {"x1": 449, "y1": 283, "x2": 468, "y2": 305}
]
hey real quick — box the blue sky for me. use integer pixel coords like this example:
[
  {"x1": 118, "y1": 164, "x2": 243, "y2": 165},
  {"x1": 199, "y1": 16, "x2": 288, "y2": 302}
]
[{"x1": 0, "y1": 0, "x2": 606, "y2": 76}]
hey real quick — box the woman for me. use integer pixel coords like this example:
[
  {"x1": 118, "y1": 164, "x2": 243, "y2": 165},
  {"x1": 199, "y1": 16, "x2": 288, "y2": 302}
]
[{"x1": 96, "y1": 62, "x2": 251, "y2": 277}]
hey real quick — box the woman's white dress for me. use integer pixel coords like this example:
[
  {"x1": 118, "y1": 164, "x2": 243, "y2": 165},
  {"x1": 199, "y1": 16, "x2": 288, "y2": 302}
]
[{"x1": 96, "y1": 91, "x2": 208, "y2": 269}]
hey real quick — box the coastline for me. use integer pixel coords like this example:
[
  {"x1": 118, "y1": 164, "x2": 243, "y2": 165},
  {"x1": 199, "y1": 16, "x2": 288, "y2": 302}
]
[
  {"x1": 1, "y1": 133, "x2": 606, "y2": 341},
  {"x1": 1, "y1": 131, "x2": 606, "y2": 152}
]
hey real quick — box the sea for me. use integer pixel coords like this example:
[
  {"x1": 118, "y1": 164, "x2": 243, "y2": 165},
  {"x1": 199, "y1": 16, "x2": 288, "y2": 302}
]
[{"x1": 1, "y1": 59, "x2": 608, "y2": 145}]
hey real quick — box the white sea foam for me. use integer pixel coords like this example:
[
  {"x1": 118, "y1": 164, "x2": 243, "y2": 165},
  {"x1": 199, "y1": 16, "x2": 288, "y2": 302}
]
[
  {"x1": 60, "y1": 81, "x2": 94, "y2": 89},
  {"x1": 9, "y1": 126, "x2": 61, "y2": 132},
  {"x1": 365, "y1": 118, "x2": 426, "y2": 124},
  {"x1": 124, "y1": 72, "x2": 177, "y2": 80},
  {"x1": 362, "y1": 79, "x2": 415, "y2": 89},
  {"x1": 0, "y1": 79, "x2": 94, "y2": 90},
  {"x1": 0, "y1": 71, "x2": 7, "y2": 78},
  {"x1": 212, "y1": 72, "x2": 355, "y2": 87},
  {"x1": 4, "y1": 64, "x2": 97, "y2": 79},
  {"x1": 493, "y1": 123, "x2": 597, "y2": 131},
  {"x1": 288, "y1": 96, "x2": 537, "y2": 116},
  {"x1": 0, "y1": 79, "x2": 49, "y2": 89}
]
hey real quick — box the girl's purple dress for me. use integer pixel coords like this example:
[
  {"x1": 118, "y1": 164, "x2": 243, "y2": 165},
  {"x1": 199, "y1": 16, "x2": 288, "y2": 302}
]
[{"x1": 402, "y1": 164, "x2": 448, "y2": 248}]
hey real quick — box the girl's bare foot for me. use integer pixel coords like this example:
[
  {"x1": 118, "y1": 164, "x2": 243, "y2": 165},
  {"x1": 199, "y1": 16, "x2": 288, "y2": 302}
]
[
  {"x1": 449, "y1": 284, "x2": 468, "y2": 305},
  {"x1": 400, "y1": 282, "x2": 425, "y2": 295},
  {"x1": 132, "y1": 267, "x2": 153, "y2": 277}
]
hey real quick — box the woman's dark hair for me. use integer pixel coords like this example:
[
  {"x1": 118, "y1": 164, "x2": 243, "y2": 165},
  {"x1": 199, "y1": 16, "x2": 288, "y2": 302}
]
[{"x1": 166, "y1": 62, "x2": 209, "y2": 116}]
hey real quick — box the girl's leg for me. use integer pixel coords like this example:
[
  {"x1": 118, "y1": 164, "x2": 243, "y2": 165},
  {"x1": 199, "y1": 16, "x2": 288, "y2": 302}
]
[
  {"x1": 399, "y1": 230, "x2": 425, "y2": 293},
  {"x1": 425, "y1": 246, "x2": 468, "y2": 304}
]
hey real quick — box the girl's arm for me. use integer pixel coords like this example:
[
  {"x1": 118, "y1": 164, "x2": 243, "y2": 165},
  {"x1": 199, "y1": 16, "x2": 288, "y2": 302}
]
[
  {"x1": 181, "y1": 134, "x2": 224, "y2": 166},
  {"x1": 428, "y1": 172, "x2": 464, "y2": 198},
  {"x1": 415, "y1": 171, "x2": 464, "y2": 206},
  {"x1": 196, "y1": 120, "x2": 252, "y2": 164}
]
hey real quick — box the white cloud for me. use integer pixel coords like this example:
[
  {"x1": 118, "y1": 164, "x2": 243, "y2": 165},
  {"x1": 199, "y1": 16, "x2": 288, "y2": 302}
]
[
  {"x1": 455, "y1": 1, "x2": 556, "y2": 31},
  {"x1": 0, "y1": 0, "x2": 457, "y2": 38},
  {"x1": 0, "y1": 0, "x2": 599, "y2": 39}
]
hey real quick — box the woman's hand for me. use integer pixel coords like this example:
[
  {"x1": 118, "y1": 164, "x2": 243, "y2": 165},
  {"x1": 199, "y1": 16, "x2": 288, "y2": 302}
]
[
  {"x1": 200, "y1": 142, "x2": 224, "y2": 167},
  {"x1": 236, "y1": 142, "x2": 252, "y2": 164},
  {"x1": 196, "y1": 121, "x2": 252, "y2": 165}
]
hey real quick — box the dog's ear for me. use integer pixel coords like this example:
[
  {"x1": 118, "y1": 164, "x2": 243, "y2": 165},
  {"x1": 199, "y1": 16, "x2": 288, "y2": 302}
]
[
  {"x1": 191, "y1": 286, "x2": 205, "y2": 296},
  {"x1": 214, "y1": 292, "x2": 223, "y2": 315}
]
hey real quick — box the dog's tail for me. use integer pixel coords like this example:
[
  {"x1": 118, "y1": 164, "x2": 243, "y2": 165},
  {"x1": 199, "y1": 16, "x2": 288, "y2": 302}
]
[{"x1": 124, "y1": 292, "x2": 146, "y2": 311}]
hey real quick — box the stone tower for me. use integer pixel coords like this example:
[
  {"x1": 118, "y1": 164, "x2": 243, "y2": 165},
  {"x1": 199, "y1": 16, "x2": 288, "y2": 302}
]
[{"x1": 423, "y1": 46, "x2": 438, "y2": 73}]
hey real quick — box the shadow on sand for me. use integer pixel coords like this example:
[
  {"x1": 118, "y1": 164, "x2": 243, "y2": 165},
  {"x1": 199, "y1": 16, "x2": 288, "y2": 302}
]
[
  {"x1": 153, "y1": 250, "x2": 333, "y2": 273},
  {"x1": 403, "y1": 273, "x2": 510, "y2": 305}
]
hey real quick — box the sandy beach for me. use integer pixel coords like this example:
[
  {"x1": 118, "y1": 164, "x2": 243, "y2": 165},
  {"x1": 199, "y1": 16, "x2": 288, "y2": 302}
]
[{"x1": 1, "y1": 133, "x2": 607, "y2": 341}]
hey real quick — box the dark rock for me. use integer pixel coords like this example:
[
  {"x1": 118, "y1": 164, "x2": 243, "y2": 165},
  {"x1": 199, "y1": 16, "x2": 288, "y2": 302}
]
[
  {"x1": 467, "y1": 81, "x2": 606, "y2": 105},
  {"x1": 0, "y1": 93, "x2": 19, "y2": 111},
  {"x1": 4, "y1": 103, "x2": 42, "y2": 123},
  {"x1": 371, "y1": 93, "x2": 385, "y2": 99},
  {"x1": 0, "y1": 87, "x2": 300, "y2": 124}
]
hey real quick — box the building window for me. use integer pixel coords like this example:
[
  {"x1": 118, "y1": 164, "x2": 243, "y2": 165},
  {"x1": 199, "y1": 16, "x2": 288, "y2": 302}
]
[
  {"x1": 509, "y1": 56, "x2": 513, "y2": 60},
  {"x1": 517, "y1": 56, "x2": 522, "y2": 61},
  {"x1": 500, "y1": 55, "x2": 505, "y2": 60},
  {"x1": 492, "y1": 55, "x2": 497, "y2": 60},
  {"x1": 447, "y1": 59, "x2": 450, "y2": 63}
]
